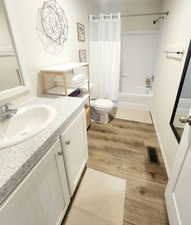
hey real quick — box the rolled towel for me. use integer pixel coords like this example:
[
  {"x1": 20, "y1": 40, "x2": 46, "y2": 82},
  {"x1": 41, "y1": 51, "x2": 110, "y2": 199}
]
[
  {"x1": 68, "y1": 74, "x2": 86, "y2": 88},
  {"x1": 72, "y1": 74, "x2": 85, "y2": 82}
]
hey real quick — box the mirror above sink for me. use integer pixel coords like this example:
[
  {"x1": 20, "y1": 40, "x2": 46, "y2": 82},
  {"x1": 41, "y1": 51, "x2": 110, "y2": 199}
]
[
  {"x1": 0, "y1": 3, "x2": 22, "y2": 91},
  {"x1": 0, "y1": 0, "x2": 30, "y2": 101}
]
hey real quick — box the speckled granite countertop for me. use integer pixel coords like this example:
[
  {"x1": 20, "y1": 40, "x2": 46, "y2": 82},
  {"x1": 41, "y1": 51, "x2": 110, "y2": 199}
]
[{"x1": 0, "y1": 96, "x2": 86, "y2": 207}]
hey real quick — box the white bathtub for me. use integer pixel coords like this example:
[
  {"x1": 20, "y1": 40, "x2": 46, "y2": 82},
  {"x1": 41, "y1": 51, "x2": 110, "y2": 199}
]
[{"x1": 118, "y1": 87, "x2": 153, "y2": 110}]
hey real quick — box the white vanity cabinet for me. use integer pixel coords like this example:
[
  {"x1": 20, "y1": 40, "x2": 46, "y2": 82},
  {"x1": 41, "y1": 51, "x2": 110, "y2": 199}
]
[
  {"x1": 0, "y1": 139, "x2": 70, "y2": 225},
  {"x1": 61, "y1": 109, "x2": 88, "y2": 196},
  {"x1": 0, "y1": 107, "x2": 88, "y2": 225}
]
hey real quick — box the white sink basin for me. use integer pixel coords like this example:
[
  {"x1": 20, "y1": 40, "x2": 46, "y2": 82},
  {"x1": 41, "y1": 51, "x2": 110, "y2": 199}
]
[{"x1": 0, "y1": 104, "x2": 56, "y2": 150}]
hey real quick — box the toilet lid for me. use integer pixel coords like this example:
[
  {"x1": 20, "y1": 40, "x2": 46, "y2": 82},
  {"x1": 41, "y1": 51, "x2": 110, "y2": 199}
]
[{"x1": 94, "y1": 99, "x2": 113, "y2": 108}]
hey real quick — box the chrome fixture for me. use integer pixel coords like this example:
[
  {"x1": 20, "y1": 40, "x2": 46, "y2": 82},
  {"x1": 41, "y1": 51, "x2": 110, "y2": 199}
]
[
  {"x1": 91, "y1": 11, "x2": 169, "y2": 20},
  {"x1": 122, "y1": 11, "x2": 169, "y2": 18},
  {"x1": 153, "y1": 16, "x2": 165, "y2": 24},
  {"x1": 0, "y1": 103, "x2": 17, "y2": 121}
]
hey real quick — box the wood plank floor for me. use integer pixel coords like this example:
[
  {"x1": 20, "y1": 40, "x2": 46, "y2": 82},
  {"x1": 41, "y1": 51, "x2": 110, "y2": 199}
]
[{"x1": 87, "y1": 118, "x2": 169, "y2": 225}]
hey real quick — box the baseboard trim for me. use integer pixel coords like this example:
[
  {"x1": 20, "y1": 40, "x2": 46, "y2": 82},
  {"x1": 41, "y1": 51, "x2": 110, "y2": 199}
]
[{"x1": 150, "y1": 110, "x2": 171, "y2": 178}]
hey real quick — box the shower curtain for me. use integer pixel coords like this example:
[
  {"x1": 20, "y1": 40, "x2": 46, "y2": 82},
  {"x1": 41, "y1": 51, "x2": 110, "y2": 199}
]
[{"x1": 89, "y1": 13, "x2": 121, "y2": 101}]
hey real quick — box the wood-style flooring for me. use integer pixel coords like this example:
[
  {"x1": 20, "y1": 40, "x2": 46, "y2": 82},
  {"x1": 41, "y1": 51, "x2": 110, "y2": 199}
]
[{"x1": 87, "y1": 118, "x2": 169, "y2": 225}]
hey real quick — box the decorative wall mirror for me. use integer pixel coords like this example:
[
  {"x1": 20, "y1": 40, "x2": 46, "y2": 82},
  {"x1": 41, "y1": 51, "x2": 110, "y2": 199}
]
[
  {"x1": 170, "y1": 40, "x2": 191, "y2": 143},
  {"x1": 0, "y1": 0, "x2": 30, "y2": 101}
]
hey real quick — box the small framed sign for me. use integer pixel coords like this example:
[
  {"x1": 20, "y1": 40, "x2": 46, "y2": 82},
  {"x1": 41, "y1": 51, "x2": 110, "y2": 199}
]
[
  {"x1": 79, "y1": 49, "x2": 87, "y2": 62},
  {"x1": 77, "y1": 23, "x2": 85, "y2": 41}
]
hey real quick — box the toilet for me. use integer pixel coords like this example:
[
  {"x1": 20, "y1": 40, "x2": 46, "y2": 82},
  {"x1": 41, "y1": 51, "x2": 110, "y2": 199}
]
[{"x1": 93, "y1": 99, "x2": 114, "y2": 124}]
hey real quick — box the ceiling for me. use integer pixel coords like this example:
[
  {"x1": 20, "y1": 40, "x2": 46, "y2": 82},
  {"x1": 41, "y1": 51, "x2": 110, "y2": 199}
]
[
  {"x1": 93, "y1": 0, "x2": 163, "y2": 13},
  {"x1": 94, "y1": 0, "x2": 162, "y2": 4}
]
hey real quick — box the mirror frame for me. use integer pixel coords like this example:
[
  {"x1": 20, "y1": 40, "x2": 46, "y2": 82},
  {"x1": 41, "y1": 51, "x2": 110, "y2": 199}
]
[
  {"x1": 170, "y1": 40, "x2": 191, "y2": 143},
  {"x1": 0, "y1": 0, "x2": 31, "y2": 101}
]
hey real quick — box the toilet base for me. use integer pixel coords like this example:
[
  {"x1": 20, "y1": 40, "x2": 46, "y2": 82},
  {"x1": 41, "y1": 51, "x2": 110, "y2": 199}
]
[{"x1": 98, "y1": 111, "x2": 110, "y2": 124}]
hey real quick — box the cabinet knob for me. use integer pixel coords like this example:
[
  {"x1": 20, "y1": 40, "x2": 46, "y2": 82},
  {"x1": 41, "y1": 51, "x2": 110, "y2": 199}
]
[
  {"x1": 65, "y1": 140, "x2": 70, "y2": 145},
  {"x1": 58, "y1": 150, "x2": 63, "y2": 156}
]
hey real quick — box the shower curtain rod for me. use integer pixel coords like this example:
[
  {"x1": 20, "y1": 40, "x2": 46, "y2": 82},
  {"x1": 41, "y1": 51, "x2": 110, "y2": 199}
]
[
  {"x1": 121, "y1": 11, "x2": 169, "y2": 18},
  {"x1": 90, "y1": 11, "x2": 169, "y2": 19}
]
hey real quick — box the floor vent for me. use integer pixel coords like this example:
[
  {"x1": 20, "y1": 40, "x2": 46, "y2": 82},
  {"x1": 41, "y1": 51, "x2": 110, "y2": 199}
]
[{"x1": 147, "y1": 146, "x2": 160, "y2": 165}]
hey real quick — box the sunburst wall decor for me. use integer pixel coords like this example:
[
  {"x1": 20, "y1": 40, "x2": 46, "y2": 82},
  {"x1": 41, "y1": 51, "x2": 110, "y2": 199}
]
[{"x1": 37, "y1": 0, "x2": 68, "y2": 54}]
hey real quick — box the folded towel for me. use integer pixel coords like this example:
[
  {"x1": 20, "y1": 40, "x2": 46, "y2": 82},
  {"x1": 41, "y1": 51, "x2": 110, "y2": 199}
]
[{"x1": 71, "y1": 74, "x2": 85, "y2": 83}]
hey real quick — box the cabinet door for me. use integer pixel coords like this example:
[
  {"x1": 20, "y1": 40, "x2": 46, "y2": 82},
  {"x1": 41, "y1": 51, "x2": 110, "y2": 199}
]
[
  {"x1": 0, "y1": 139, "x2": 70, "y2": 225},
  {"x1": 61, "y1": 109, "x2": 88, "y2": 195}
]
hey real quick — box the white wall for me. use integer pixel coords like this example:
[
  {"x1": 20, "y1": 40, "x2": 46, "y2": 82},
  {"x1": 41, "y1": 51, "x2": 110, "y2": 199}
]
[
  {"x1": 152, "y1": 0, "x2": 191, "y2": 175},
  {"x1": 4, "y1": 0, "x2": 96, "y2": 98},
  {"x1": 120, "y1": 31, "x2": 159, "y2": 93}
]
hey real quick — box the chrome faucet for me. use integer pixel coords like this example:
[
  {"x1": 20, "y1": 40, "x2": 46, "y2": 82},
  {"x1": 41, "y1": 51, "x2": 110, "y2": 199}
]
[{"x1": 0, "y1": 103, "x2": 17, "y2": 121}]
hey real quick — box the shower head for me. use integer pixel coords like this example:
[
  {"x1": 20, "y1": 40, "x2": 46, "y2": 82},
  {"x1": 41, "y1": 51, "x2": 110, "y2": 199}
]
[{"x1": 153, "y1": 16, "x2": 165, "y2": 24}]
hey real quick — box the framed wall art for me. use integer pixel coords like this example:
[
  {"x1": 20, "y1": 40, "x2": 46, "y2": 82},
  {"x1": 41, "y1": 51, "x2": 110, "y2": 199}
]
[
  {"x1": 79, "y1": 49, "x2": 87, "y2": 62},
  {"x1": 37, "y1": 0, "x2": 68, "y2": 55},
  {"x1": 77, "y1": 23, "x2": 85, "y2": 41}
]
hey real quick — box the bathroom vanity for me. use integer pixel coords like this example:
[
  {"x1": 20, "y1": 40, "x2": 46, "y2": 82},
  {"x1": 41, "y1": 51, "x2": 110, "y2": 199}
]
[{"x1": 0, "y1": 96, "x2": 88, "y2": 225}]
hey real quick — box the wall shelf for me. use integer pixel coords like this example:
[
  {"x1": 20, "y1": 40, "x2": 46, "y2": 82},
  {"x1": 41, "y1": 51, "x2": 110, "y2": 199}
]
[
  {"x1": 41, "y1": 63, "x2": 88, "y2": 73},
  {"x1": 39, "y1": 62, "x2": 91, "y2": 128}
]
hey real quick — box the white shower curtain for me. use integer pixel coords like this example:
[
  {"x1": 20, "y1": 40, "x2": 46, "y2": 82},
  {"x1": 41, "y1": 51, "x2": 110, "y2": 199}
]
[{"x1": 89, "y1": 13, "x2": 121, "y2": 101}]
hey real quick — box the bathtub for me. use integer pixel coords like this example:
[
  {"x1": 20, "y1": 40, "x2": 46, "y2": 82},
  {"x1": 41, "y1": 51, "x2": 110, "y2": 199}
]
[{"x1": 118, "y1": 87, "x2": 153, "y2": 110}]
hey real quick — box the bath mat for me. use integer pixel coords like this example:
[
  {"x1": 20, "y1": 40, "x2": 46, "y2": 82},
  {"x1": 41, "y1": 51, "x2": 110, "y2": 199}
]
[
  {"x1": 116, "y1": 107, "x2": 152, "y2": 124},
  {"x1": 65, "y1": 168, "x2": 126, "y2": 225}
]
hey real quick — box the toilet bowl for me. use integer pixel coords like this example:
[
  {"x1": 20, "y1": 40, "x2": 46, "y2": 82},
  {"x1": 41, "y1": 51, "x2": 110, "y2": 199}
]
[{"x1": 94, "y1": 99, "x2": 114, "y2": 124}]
